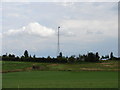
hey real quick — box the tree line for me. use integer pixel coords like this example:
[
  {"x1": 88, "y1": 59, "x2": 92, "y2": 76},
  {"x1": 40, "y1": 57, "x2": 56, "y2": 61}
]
[{"x1": 1, "y1": 50, "x2": 119, "y2": 63}]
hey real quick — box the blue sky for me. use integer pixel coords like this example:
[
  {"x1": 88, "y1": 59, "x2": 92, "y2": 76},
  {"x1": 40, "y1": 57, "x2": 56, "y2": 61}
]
[{"x1": 1, "y1": 2, "x2": 118, "y2": 57}]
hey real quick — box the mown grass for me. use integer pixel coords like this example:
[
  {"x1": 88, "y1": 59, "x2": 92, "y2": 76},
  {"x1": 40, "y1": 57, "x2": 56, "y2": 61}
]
[
  {"x1": 2, "y1": 60, "x2": 119, "y2": 88},
  {"x1": 2, "y1": 71, "x2": 118, "y2": 88}
]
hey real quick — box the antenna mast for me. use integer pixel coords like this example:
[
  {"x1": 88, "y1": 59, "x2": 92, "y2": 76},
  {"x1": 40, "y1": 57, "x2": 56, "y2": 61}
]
[{"x1": 57, "y1": 26, "x2": 60, "y2": 56}]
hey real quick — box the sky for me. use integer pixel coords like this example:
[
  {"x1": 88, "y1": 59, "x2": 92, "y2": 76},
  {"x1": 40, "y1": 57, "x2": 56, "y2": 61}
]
[{"x1": 1, "y1": 1, "x2": 118, "y2": 57}]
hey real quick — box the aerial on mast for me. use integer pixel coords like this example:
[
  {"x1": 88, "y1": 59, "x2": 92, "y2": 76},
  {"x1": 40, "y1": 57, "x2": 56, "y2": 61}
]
[{"x1": 57, "y1": 26, "x2": 60, "y2": 57}]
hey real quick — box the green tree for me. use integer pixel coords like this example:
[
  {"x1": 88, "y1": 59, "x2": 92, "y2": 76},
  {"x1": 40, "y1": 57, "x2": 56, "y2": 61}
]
[
  {"x1": 57, "y1": 52, "x2": 63, "y2": 58},
  {"x1": 85, "y1": 52, "x2": 99, "y2": 62},
  {"x1": 33, "y1": 54, "x2": 36, "y2": 58},
  {"x1": 24, "y1": 50, "x2": 29, "y2": 58},
  {"x1": 59, "y1": 52, "x2": 62, "y2": 58},
  {"x1": 95, "y1": 52, "x2": 100, "y2": 61},
  {"x1": 110, "y1": 52, "x2": 114, "y2": 60},
  {"x1": 68, "y1": 55, "x2": 75, "y2": 63}
]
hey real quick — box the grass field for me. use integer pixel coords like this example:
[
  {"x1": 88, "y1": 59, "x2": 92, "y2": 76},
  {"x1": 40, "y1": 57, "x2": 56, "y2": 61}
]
[
  {"x1": 2, "y1": 71, "x2": 118, "y2": 88},
  {"x1": 2, "y1": 60, "x2": 119, "y2": 88},
  {"x1": 2, "y1": 60, "x2": 119, "y2": 72}
]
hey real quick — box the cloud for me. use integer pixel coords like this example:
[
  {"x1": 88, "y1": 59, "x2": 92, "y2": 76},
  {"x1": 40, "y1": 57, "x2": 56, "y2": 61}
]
[
  {"x1": 4, "y1": 22, "x2": 75, "y2": 38},
  {"x1": 60, "y1": 19, "x2": 118, "y2": 38},
  {"x1": 4, "y1": 22, "x2": 56, "y2": 37}
]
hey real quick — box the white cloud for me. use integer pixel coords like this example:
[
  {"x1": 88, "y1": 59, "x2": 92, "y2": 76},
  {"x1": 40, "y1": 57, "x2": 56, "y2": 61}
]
[
  {"x1": 4, "y1": 22, "x2": 56, "y2": 37},
  {"x1": 4, "y1": 22, "x2": 74, "y2": 38},
  {"x1": 60, "y1": 19, "x2": 118, "y2": 43}
]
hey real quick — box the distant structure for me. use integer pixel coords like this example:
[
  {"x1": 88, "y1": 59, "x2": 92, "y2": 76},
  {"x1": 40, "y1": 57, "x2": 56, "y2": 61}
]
[{"x1": 57, "y1": 26, "x2": 60, "y2": 57}]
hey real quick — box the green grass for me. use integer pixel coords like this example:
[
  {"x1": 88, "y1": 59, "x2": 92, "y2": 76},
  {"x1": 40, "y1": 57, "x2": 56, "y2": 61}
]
[
  {"x1": 2, "y1": 61, "x2": 119, "y2": 88},
  {"x1": 2, "y1": 60, "x2": 119, "y2": 72},
  {"x1": 2, "y1": 71, "x2": 118, "y2": 88},
  {"x1": 2, "y1": 61, "x2": 34, "y2": 71}
]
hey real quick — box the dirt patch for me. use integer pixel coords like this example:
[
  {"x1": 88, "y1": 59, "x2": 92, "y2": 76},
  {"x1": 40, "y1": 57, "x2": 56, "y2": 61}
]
[
  {"x1": 24, "y1": 67, "x2": 32, "y2": 70},
  {"x1": 103, "y1": 65, "x2": 114, "y2": 67},
  {"x1": 99, "y1": 63, "x2": 118, "y2": 67},
  {"x1": 51, "y1": 64, "x2": 59, "y2": 66},
  {"x1": 48, "y1": 64, "x2": 59, "y2": 66},
  {"x1": 99, "y1": 63, "x2": 113, "y2": 65},
  {"x1": 80, "y1": 68, "x2": 103, "y2": 71}
]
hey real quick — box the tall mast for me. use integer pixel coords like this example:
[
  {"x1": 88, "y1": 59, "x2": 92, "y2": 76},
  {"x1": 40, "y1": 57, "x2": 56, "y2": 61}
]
[{"x1": 57, "y1": 26, "x2": 60, "y2": 56}]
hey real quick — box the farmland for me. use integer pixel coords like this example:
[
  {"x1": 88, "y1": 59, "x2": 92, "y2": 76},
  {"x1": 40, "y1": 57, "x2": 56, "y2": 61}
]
[
  {"x1": 2, "y1": 60, "x2": 119, "y2": 88},
  {"x1": 2, "y1": 60, "x2": 119, "y2": 72},
  {"x1": 2, "y1": 71, "x2": 118, "y2": 88}
]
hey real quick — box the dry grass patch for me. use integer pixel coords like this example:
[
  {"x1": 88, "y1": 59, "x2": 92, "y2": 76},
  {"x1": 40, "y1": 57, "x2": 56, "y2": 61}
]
[{"x1": 80, "y1": 68, "x2": 103, "y2": 71}]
